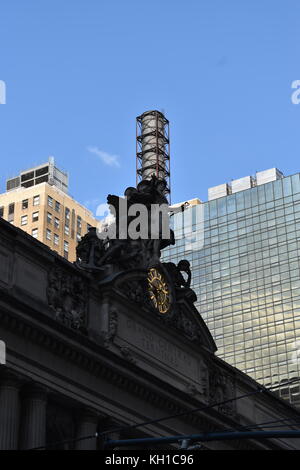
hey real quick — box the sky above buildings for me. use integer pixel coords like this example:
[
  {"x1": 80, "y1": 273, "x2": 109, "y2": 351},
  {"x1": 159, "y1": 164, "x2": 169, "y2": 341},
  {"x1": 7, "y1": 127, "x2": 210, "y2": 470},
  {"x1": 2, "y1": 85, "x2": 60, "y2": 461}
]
[{"x1": 1, "y1": 1, "x2": 300, "y2": 213}]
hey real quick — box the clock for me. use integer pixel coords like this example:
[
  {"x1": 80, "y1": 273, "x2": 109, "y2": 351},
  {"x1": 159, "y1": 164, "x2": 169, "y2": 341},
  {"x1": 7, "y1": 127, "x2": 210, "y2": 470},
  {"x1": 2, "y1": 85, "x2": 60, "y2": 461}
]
[{"x1": 147, "y1": 267, "x2": 172, "y2": 314}]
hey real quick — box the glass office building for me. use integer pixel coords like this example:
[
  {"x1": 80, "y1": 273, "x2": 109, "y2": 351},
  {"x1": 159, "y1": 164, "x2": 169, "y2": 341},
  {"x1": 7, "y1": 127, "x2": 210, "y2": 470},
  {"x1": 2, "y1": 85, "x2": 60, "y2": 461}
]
[{"x1": 163, "y1": 169, "x2": 300, "y2": 407}]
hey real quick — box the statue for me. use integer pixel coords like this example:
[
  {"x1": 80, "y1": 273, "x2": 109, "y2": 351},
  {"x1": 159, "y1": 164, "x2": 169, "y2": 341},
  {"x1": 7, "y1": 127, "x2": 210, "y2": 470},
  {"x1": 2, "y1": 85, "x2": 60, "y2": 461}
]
[
  {"x1": 76, "y1": 175, "x2": 175, "y2": 273},
  {"x1": 75, "y1": 175, "x2": 197, "y2": 312},
  {"x1": 73, "y1": 176, "x2": 206, "y2": 342}
]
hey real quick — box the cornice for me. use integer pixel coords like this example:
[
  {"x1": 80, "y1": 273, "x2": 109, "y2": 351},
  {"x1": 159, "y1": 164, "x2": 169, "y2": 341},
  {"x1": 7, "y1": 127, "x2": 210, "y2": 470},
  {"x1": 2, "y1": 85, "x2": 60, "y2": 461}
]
[
  {"x1": 0, "y1": 294, "x2": 286, "y2": 449},
  {"x1": 0, "y1": 291, "x2": 248, "y2": 443}
]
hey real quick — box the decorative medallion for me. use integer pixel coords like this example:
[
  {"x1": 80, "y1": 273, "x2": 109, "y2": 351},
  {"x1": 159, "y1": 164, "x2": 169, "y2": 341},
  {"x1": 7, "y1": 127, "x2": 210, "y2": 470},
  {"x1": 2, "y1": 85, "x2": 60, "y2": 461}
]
[{"x1": 47, "y1": 266, "x2": 88, "y2": 331}]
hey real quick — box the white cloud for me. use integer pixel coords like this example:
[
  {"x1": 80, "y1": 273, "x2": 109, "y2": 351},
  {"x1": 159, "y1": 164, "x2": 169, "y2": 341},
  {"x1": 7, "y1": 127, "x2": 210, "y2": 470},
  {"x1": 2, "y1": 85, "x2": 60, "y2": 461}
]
[
  {"x1": 83, "y1": 198, "x2": 103, "y2": 209},
  {"x1": 87, "y1": 146, "x2": 120, "y2": 168}
]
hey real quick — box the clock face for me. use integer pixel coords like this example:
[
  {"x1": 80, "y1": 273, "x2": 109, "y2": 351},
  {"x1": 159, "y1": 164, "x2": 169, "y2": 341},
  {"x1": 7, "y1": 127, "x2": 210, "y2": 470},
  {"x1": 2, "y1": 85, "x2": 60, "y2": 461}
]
[{"x1": 147, "y1": 267, "x2": 171, "y2": 314}]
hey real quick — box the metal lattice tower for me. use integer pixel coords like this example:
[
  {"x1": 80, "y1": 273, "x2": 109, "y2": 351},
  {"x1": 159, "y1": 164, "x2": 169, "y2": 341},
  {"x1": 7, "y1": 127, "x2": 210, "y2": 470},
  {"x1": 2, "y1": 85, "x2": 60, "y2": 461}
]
[{"x1": 136, "y1": 110, "x2": 171, "y2": 202}]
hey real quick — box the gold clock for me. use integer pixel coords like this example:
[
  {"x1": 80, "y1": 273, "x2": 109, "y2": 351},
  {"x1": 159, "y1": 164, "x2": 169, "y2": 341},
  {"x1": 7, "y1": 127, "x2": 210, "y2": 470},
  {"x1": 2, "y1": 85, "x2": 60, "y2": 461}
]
[{"x1": 147, "y1": 267, "x2": 171, "y2": 314}]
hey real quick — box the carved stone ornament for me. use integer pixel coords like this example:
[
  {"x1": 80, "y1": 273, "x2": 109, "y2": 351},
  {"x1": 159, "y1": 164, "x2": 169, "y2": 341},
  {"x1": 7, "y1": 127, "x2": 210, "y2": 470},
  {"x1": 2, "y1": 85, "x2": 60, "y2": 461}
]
[
  {"x1": 209, "y1": 369, "x2": 236, "y2": 416},
  {"x1": 103, "y1": 310, "x2": 118, "y2": 348},
  {"x1": 75, "y1": 176, "x2": 175, "y2": 275},
  {"x1": 172, "y1": 307, "x2": 200, "y2": 341},
  {"x1": 47, "y1": 266, "x2": 88, "y2": 330},
  {"x1": 75, "y1": 176, "x2": 199, "y2": 319},
  {"x1": 75, "y1": 175, "x2": 216, "y2": 352}
]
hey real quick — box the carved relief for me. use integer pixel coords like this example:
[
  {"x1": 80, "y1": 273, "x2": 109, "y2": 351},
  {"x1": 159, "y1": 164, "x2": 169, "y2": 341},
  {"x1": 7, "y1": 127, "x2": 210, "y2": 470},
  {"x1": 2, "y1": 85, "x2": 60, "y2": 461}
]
[
  {"x1": 47, "y1": 266, "x2": 88, "y2": 330},
  {"x1": 103, "y1": 310, "x2": 118, "y2": 347},
  {"x1": 73, "y1": 174, "x2": 214, "y2": 351},
  {"x1": 120, "y1": 280, "x2": 147, "y2": 305},
  {"x1": 209, "y1": 369, "x2": 236, "y2": 416},
  {"x1": 172, "y1": 308, "x2": 199, "y2": 342},
  {"x1": 76, "y1": 176, "x2": 175, "y2": 274}
]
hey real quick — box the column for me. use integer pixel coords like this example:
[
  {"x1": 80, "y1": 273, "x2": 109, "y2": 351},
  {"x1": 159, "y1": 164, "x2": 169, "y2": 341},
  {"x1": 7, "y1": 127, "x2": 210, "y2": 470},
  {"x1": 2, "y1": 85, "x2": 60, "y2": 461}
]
[
  {"x1": 20, "y1": 384, "x2": 48, "y2": 450},
  {"x1": 75, "y1": 410, "x2": 98, "y2": 450},
  {"x1": 0, "y1": 370, "x2": 21, "y2": 450}
]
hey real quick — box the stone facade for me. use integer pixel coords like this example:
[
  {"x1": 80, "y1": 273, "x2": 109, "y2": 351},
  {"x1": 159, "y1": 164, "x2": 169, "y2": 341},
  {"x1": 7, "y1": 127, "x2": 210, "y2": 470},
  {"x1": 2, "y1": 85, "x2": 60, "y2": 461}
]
[{"x1": 0, "y1": 217, "x2": 300, "y2": 450}]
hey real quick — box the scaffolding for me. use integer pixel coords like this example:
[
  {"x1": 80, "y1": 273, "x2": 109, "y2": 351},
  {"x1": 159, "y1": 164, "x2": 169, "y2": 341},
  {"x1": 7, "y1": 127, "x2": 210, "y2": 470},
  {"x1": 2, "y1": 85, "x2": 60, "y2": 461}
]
[{"x1": 136, "y1": 110, "x2": 171, "y2": 202}]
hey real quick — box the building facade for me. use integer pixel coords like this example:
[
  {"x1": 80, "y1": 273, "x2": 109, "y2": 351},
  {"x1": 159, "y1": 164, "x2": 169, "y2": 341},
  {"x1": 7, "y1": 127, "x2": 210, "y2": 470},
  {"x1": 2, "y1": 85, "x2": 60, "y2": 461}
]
[
  {"x1": 1, "y1": 204, "x2": 300, "y2": 450},
  {"x1": 0, "y1": 159, "x2": 97, "y2": 261},
  {"x1": 163, "y1": 169, "x2": 300, "y2": 408}
]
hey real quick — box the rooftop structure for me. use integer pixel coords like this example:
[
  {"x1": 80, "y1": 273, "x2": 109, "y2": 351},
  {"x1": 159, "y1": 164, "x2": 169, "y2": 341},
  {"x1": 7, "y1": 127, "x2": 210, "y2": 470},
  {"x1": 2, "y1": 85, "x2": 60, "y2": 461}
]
[
  {"x1": 6, "y1": 157, "x2": 69, "y2": 194},
  {"x1": 208, "y1": 168, "x2": 284, "y2": 201},
  {"x1": 0, "y1": 158, "x2": 97, "y2": 261}
]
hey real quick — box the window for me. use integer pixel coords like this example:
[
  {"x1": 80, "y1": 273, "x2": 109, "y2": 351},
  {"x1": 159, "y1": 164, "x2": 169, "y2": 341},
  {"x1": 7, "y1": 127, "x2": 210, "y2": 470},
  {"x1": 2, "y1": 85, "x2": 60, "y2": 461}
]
[
  {"x1": 21, "y1": 171, "x2": 34, "y2": 182},
  {"x1": 0, "y1": 207, "x2": 3, "y2": 217},
  {"x1": 48, "y1": 196, "x2": 53, "y2": 207},
  {"x1": 54, "y1": 217, "x2": 60, "y2": 229},
  {"x1": 33, "y1": 195, "x2": 40, "y2": 206},
  {"x1": 65, "y1": 207, "x2": 70, "y2": 224},
  {"x1": 54, "y1": 234, "x2": 59, "y2": 245},
  {"x1": 32, "y1": 211, "x2": 39, "y2": 222},
  {"x1": 71, "y1": 209, "x2": 75, "y2": 239},
  {"x1": 76, "y1": 233, "x2": 81, "y2": 242},
  {"x1": 63, "y1": 240, "x2": 69, "y2": 259},
  {"x1": 55, "y1": 201, "x2": 60, "y2": 213},
  {"x1": 21, "y1": 215, "x2": 28, "y2": 226},
  {"x1": 46, "y1": 228, "x2": 51, "y2": 240},
  {"x1": 64, "y1": 225, "x2": 69, "y2": 236},
  {"x1": 35, "y1": 175, "x2": 48, "y2": 185},
  {"x1": 35, "y1": 166, "x2": 48, "y2": 177},
  {"x1": 22, "y1": 180, "x2": 34, "y2": 189},
  {"x1": 32, "y1": 228, "x2": 38, "y2": 238},
  {"x1": 47, "y1": 212, "x2": 52, "y2": 224},
  {"x1": 22, "y1": 199, "x2": 28, "y2": 210},
  {"x1": 77, "y1": 215, "x2": 82, "y2": 234},
  {"x1": 8, "y1": 203, "x2": 15, "y2": 222}
]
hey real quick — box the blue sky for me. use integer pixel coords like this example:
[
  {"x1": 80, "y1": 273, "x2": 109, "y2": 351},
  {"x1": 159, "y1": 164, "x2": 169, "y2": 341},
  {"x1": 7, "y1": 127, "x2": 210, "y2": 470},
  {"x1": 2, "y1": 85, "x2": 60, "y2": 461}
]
[{"x1": 1, "y1": 1, "x2": 300, "y2": 213}]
